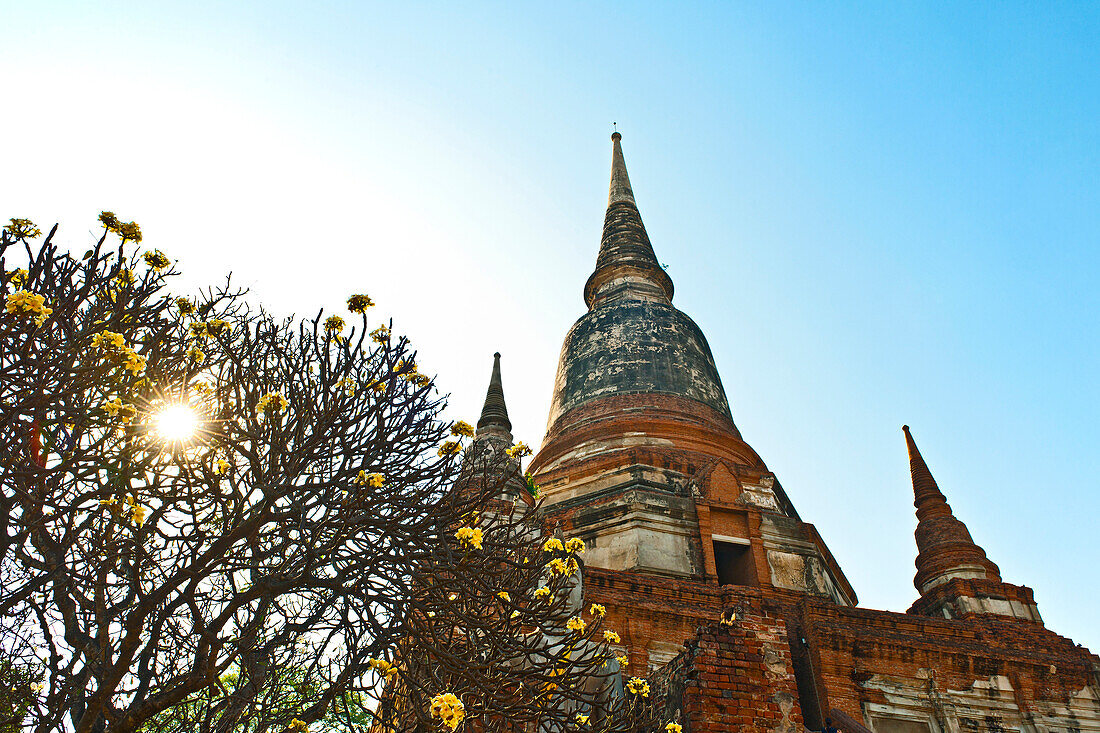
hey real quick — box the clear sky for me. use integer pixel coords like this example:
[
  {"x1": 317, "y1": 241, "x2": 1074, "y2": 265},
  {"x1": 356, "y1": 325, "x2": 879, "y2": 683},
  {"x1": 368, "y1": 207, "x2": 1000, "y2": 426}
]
[{"x1": 3, "y1": 2, "x2": 1098, "y2": 650}]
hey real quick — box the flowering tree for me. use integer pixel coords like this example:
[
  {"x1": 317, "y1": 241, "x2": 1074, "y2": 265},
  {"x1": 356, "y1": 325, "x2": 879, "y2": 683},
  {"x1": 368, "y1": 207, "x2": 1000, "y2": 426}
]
[{"x1": 0, "y1": 217, "x2": 668, "y2": 733}]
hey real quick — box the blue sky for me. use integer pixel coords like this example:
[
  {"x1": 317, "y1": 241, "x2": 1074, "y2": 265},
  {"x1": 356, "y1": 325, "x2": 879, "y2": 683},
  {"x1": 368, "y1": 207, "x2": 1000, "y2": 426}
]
[{"x1": 3, "y1": 2, "x2": 1098, "y2": 649}]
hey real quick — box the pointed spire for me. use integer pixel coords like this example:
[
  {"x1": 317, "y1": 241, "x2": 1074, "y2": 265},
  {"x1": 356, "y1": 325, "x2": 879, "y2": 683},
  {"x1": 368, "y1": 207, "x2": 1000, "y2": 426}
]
[
  {"x1": 903, "y1": 426, "x2": 1001, "y2": 595},
  {"x1": 608, "y1": 131, "x2": 635, "y2": 205},
  {"x1": 583, "y1": 132, "x2": 674, "y2": 309},
  {"x1": 476, "y1": 352, "x2": 513, "y2": 441}
]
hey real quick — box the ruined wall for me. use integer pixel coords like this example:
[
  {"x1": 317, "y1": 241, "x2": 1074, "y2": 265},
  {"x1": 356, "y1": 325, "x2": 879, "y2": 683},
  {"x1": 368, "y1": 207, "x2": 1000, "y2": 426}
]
[
  {"x1": 804, "y1": 602, "x2": 1100, "y2": 732},
  {"x1": 663, "y1": 605, "x2": 805, "y2": 733}
]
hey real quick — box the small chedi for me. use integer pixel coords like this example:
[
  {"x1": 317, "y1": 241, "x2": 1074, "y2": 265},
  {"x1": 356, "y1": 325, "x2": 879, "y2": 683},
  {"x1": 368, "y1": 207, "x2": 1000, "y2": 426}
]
[{"x1": 471, "y1": 133, "x2": 1099, "y2": 732}]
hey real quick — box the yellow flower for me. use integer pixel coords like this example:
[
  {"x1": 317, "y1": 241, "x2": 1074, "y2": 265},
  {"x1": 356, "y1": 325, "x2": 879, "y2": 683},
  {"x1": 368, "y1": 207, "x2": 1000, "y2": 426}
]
[
  {"x1": 324, "y1": 315, "x2": 345, "y2": 333},
  {"x1": 534, "y1": 587, "x2": 551, "y2": 600},
  {"x1": 542, "y1": 537, "x2": 564, "y2": 553},
  {"x1": 505, "y1": 441, "x2": 532, "y2": 459},
  {"x1": 454, "y1": 526, "x2": 483, "y2": 550},
  {"x1": 429, "y1": 692, "x2": 465, "y2": 731},
  {"x1": 368, "y1": 380, "x2": 387, "y2": 394},
  {"x1": 626, "y1": 677, "x2": 650, "y2": 697},
  {"x1": 368, "y1": 658, "x2": 396, "y2": 676},
  {"x1": 546, "y1": 558, "x2": 572, "y2": 577},
  {"x1": 603, "y1": 630, "x2": 620, "y2": 644},
  {"x1": 347, "y1": 293, "x2": 375, "y2": 313},
  {"x1": 256, "y1": 392, "x2": 288, "y2": 415},
  {"x1": 289, "y1": 720, "x2": 309, "y2": 732},
  {"x1": 131, "y1": 504, "x2": 147, "y2": 526},
  {"x1": 4, "y1": 218, "x2": 41, "y2": 239},
  {"x1": 616, "y1": 655, "x2": 629, "y2": 668},
  {"x1": 369, "y1": 325, "x2": 390, "y2": 343},
  {"x1": 186, "y1": 346, "x2": 205, "y2": 364},
  {"x1": 497, "y1": 591, "x2": 510, "y2": 602},
  {"x1": 576, "y1": 714, "x2": 590, "y2": 725},
  {"x1": 590, "y1": 603, "x2": 606, "y2": 617},
  {"x1": 122, "y1": 351, "x2": 147, "y2": 375},
  {"x1": 5, "y1": 290, "x2": 52, "y2": 325},
  {"x1": 208, "y1": 319, "x2": 231, "y2": 335},
  {"x1": 214, "y1": 459, "x2": 230, "y2": 475},
  {"x1": 101, "y1": 397, "x2": 136, "y2": 421},
  {"x1": 115, "y1": 268, "x2": 136, "y2": 287},
  {"x1": 143, "y1": 249, "x2": 170, "y2": 270},
  {"x1": 565, "y1": 616, "x2": 586, "y2": 633},
  {"x1": 564, "y1": 537, "x2": 586, "y2": 555},
  {"x1": 99, "y1": 211, "x2": 121, "y2": 232},
  {"x1": 175, "y1": 297, "x2": 195, "y2": 315},
  {"x1": 118, "y1": 221, "x2": 142, "y2": 242},
  {"x1": 189, "y1": 322, "x2": 209, "y2": 340},
  {"x1": 410, "y1": 372, "x2": 432, "y2": 387},
  {"x1": 366, "y1": 472, "x2": 385, "y2": 488},
  {"x1": 665, "y1": 724, "x2": 683, "y2": 733},
  {"x1": 437, "y1": 440, "x2": 461, "y2": 458},
  {"x1": 9, "y1": 268, "x2": 28, "y2": 287},
  {"x1": 91, "y1": 329, "x2": 126, "y2": 351},
  {"x1": 450, "y1": 420, "x2": 475, "y2": 438}
]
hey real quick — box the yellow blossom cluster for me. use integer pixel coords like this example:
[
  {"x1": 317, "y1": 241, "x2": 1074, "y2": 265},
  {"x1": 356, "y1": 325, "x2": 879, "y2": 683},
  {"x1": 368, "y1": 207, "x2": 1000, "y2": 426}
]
[
  {"x1": 143, "y1": 250, "x2": 170, "y2": 270},
  {"x1": 9, "y1": 268, "x2": 29, "y2": 287},
  {"x1": 429, "y1": 692, "x2": 465, "y2": 731},
  {"x1": 437, "y1": 440, "x2": 461, "y2": 458},
  {"x1": 125, "y1": 495, "x2": 147, "y2": 526},
  {"x1": 175, "y1": 297, "x2": 195, "y2": 316},
  {"x1": 256, "y1": 392, "x2": 288, "y2": 415},
  {"x1": 505, "y1": 441, "x2": 531, "y2": 459},
  {"x1": 207, "y1": 319, "x2": 231, "y2": 335},
  {"x1": 497, "y1": 591, "x2": 510, "y2": 602},
  {"x1": 90, "y1": 329, "x2": 146, "y2": 376},
  {"x1": 289, "y1": 720, "x2": 309, "y2": 732},
  {"x1": 368, "y1": 380, "x2": 387, "y2": 394},
  {"x1": 99, "y1": 213, "x2": 142, "y2": 243},
  {"x1": 534, "y1": 587, "x2": 551, "y2": 600},
  {"x1": 542, "y1": 538, "x2": 564, "y2": 553},
  {"x1": 4, "y1": 218, "x2": 41, "y2": 239},
  {"x1": 355, "y1": 470, "x2": 386, "y2": 488},
  {"x1": 189, "y1": 322, "x2": 210, "y2": 340},
  {"x1": 603, "y1": 630, "x2": 620, "y2": 644},
  {"x1": 626, "y1": 677, "x2": 650, "y2": 697},
  {"x1": 324, "y1": 315, "x2": 345, "y2": 333},
  {"x1": 214, "y1": 459, "x2": 230, "y2": 475},
  {"x1": 337, "y1": 377, "x2": 357, "y2": 394},
  {"x1": 666, "y1": 724, "x2": 683, "y2": 733},
  {"x1": 545, "y1": 557, "x2": 578, "y2": 578},
  {"x1": 616, "y1": 654, "x2": 629, "y2": 668},
  {"x1": 576, "y1": 714, "x2": 590, "y2": 725},
  {"x1": 187, "y1": 346, "x2": 205, "y2": 364},
  {"x1": 454, "y1": 526, "x2": 483, "y2": 550},
  {"x1": 589, "y1": 603, "x2": 606, "y2": 617},
  {"x1": 101, "y1": 397, "x2": 137, "y2": 422},
  {"x1": 347, "y1": 293, "x2": 374, "y2": 314},
  {"x1": 115, "y1": 268, "x2": 136, "y2": 288},
  {"x1": 450, "y1": 420, "x2": 475, "y2": 438},
  {"x1": 370, "y1": 325, "x2": 390, "y2": 343},
  {"x1": 565, "y1": 616, "x2": 586, "y2": 633},
  {"x1": 564, "y1": 537, "x2": 585, "y2": 554},
  {"x1": 5, "y1": 290, "x2": 52, "y2": 326},
  {"x1": 368, "y1": 658, "x2": 396, "y2": 676}
]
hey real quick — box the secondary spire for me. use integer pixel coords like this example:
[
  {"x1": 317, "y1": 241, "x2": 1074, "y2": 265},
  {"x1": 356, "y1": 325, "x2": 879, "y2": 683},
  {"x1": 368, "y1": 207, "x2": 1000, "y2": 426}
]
[
  {"x1": 476, "y1": 352, "x2": 512, "y2": 441},
  {"x1": 903, "y1": 425, "x2": 1001, "y2": 595},
  {"x1": 583, "y1": 132, "x2": 674, "y2": 309}
]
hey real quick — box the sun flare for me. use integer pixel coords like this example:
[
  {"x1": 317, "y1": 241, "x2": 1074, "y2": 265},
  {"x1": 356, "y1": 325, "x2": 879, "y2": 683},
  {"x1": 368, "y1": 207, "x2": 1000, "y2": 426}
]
[{"x1": 153, "y1": 404, "x2": 199, "y2": 442}]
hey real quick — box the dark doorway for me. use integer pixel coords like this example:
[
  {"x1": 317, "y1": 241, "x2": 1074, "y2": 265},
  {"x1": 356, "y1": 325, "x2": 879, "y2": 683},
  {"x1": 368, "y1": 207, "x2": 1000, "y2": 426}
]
[{"x1": 713, "y1": 540, "x2": 757, "y2": 587}]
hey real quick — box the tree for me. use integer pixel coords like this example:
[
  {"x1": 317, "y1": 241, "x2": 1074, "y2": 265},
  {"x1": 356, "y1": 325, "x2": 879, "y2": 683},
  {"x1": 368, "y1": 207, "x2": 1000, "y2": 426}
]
[{"x1": 0, "y1": 216, "x2": 668, "y2": 733}]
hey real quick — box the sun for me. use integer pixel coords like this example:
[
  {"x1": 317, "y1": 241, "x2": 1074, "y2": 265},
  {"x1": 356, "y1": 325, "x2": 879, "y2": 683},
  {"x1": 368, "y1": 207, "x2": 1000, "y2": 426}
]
[{"x1": 152, "y1": 403, "x2": 199, "y2": 443}]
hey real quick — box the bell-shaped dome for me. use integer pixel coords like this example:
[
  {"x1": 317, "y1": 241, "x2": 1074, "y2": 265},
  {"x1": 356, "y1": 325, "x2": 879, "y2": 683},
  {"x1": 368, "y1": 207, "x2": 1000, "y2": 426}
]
[{"x1": 545, "y1": 298, "x2": 736, "y2": 437}]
